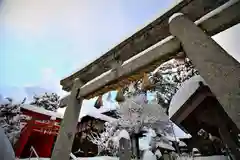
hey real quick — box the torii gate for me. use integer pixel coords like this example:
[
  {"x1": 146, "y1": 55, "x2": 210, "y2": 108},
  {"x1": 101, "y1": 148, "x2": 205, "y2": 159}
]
[{"x1": 51, "y1": 0, "x2": 240, "y2": 159}]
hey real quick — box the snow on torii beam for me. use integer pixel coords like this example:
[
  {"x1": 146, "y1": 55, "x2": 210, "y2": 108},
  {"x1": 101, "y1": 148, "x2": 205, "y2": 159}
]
[
  {"x1": 60, "y1": 0, "x2": 240, "y2": 103},
  {"x1": 60, "y1": 0, "x2": 230, "y2": 92}
]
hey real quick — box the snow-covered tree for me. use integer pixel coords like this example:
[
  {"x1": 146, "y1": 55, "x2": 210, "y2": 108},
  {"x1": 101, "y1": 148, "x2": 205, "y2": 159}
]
[
  {"x1": 123, "y1": 56, "x2": 198, "y2": 111},
  {"x1": 149, "y1": 57, "x2": 198, "y2": 109},
  {"x1": 88, "y1": 94, "x2": 178, "y2": 158},
  {"x1": 115, "y1": 97, "x2": 170, "y2": 134},
  {"x1": 0, "y1": 97, "x2": 26, "y2": 145},
  {"x1": 88, "y1": 55, "x2": 196, "y2": 158},
  {"x1": 87, "y1": 121, "x2": 120, "y2": 156},
  {"x1": 30, "y1": 93, "x2": 60, "y2": 111}
]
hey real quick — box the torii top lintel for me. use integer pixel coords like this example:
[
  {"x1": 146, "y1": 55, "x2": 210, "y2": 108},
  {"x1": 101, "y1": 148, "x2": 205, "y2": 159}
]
[{"x1": 60, "y1": 0, "x2": 239, "y2": 99}]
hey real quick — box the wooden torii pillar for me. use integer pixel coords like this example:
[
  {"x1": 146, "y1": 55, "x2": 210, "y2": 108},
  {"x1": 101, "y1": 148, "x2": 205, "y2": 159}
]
[
  {"x1": 169, "y1": 13, "x2": 240, "y2": 129},
  {"x1": 51, "y1": 78, "x2": 83, "y2": 160},
  {"x1": 169, "y1": 13, "x2": 240, "y2": 158}
]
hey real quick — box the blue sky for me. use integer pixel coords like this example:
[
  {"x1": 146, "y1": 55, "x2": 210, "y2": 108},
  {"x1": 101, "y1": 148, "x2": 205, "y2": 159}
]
[
  {"x1": 0, "y1": 0, "x2": 178, "y2": 98},
  {"x1": 0, "y1": 0, "x2": 240, "y2": 100}
]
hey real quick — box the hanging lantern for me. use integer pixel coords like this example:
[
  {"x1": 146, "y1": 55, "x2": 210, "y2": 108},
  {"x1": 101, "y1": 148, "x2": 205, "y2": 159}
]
[
  {"x1": 115, "y1": 88, "x2": 125, "y2": 103},
  {"x1": 94, "y1": 95, "x2": 103, "y2": 109},
  {"x1": 141, "y1": 73, "x2": 151, "y2": 91},
  {"x1": 128, "y1": 82, "x2": 136, "y2": 94}
]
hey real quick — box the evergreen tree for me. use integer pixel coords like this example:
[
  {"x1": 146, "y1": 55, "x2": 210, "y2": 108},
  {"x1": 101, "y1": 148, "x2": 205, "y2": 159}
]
[
  {"x1": 0, "y1": 97, "x2": 26, "y2": 145},
  {"x1": 30, "y1": 92, "x2": 60, "y2": 111},
  {"x1": 149, "y1": 57, "x2": 198, "y2": 110}
]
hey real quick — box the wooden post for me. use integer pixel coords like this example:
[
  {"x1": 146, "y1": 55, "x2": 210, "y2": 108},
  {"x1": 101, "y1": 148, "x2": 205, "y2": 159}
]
[
  {"x1": 51, "y1": 78, "x2": 83, "y2": 160},
  {"x1": 169, "y1": 13, "x2": 240, "y2": 159},
  {"x1": 130, "y1": 134, "x2": 140, "y2": 160},
  {"x1": 119, "y1": 137, "x2": 131, "y2": 160},
  {"x1": 219, "y1": 126, "x2": 240, "y2": 159},
  {"x1": 169, "y1": 14, "x2": 240, "y2": 129}
]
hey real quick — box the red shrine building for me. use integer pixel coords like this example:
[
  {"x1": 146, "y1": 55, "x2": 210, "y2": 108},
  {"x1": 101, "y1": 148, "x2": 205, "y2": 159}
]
[
  {"x1": 15, "y1": 105, "x2": 62, "y2": 158},
  {"x1": 15, "y1": 103, "x2": 116, "y2": 158}
]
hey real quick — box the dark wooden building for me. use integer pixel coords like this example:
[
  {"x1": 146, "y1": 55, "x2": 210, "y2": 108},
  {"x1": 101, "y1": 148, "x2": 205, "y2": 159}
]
[
  {"x1": 72, "y1": 110, "x2": 117, "y2": 157},
  {"x1": 169, "y1": 75, "x2": 240, "y2": 157}
]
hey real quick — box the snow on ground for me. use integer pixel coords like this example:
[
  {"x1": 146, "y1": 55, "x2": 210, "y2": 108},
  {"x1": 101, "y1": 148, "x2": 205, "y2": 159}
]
[
  {"x1": 176, "y1": 156, "x2": 229, "y2": 160},
  {"x1": 19, "y1": 156, "x2": 118, "y2": 160},
  {"x1": 169, "y1": 75, "x2": 207, "y2": 118},
  {"x1": 142, "y1": 150, "x2": 157, "y2": 160},
  {"x1": 19, "y1": 155, "x2": 229, "y2": 160}
]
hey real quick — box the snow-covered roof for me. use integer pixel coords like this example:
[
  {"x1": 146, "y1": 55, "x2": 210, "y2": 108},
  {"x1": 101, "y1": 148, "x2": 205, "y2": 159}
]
[
  {"x1": 21, "y1": 104, "x2": 64, "y2": 119},
  {"x1": 178, "y1": 140, "x2": 187, "y2": 147},
  {"x1": 21, "y1": 104, "x2": 116, "y2": 123},
  {"x1": 156, "y1": 141, "x2": 175, "y2": 151},
  {"x1": 83, "y1": 111, "x2": 116, "y2": 122},
  {"x1": 169, "y1": 75, "x2": 207, "y2": 118}
]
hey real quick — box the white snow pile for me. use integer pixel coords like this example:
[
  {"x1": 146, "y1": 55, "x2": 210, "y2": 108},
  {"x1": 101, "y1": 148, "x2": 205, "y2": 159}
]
[
  {"x1": 142, "y1": 150, "x2": 157, "y2": 160},
  {"x1": 154, "y1": 149, "x2": 162, "y2": 159},
  {"x1": 169, "y1": 75, "x2": 207, "y2": 117},
  {"x1": 19, "y1": 155, "x2": 229, "y2": 160},
  {"x1": 178, "y1": 140, "x2": 187, "y2": 147},
  {"x1": 118, "y1": 129, "x2": 130, "y2": 140},
  {"x1": 139, "y1": 130, "x2": 153, "y2": 150},
  {"x1": 176, "y1": 155, "x2": 229, "y2": 160},
  {"x1": 139, "y1": 128, "x2": 175, "y2": 151},
  {"x1": 19, "y1": 156, "x2": 119, "y2": 160}
]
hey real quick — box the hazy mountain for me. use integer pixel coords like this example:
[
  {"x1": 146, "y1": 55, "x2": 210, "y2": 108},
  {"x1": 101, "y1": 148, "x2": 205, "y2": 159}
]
[{"x1": 0, "y1": 86, "x2": 52, "y2": 103}]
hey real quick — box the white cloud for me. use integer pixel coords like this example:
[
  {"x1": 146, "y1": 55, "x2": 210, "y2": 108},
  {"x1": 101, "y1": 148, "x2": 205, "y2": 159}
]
[
  {"x1": 0, "y1": 0, "x2": 130, "y2": 42},
  {"x1": 24, "y1": 67, "x2": 67, "y2": 98},
  {"x1": 0, "y1": 0, "x2": 137, "y2": 79}
]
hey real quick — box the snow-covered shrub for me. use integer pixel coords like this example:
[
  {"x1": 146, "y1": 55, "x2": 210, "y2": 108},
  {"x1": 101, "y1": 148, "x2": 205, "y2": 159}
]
[
  {"x1": 115, "y1": 96, "x2": 169, "y2": 134},
  {"x1": 87, "y1": 56, "x2": 197, "y2": 157},
  {"x1": 88, "y1": 95, "x2": 177, "y2": 157},
  {"x1": 0, "y1": 97, "x2": 26, "y2": 145},
  {"x1": 30, "y1": 93, "x2": 60, "y2": 111},
  {"x1": 87, "y1": 121, "x2": 120, "y2": 156}
]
